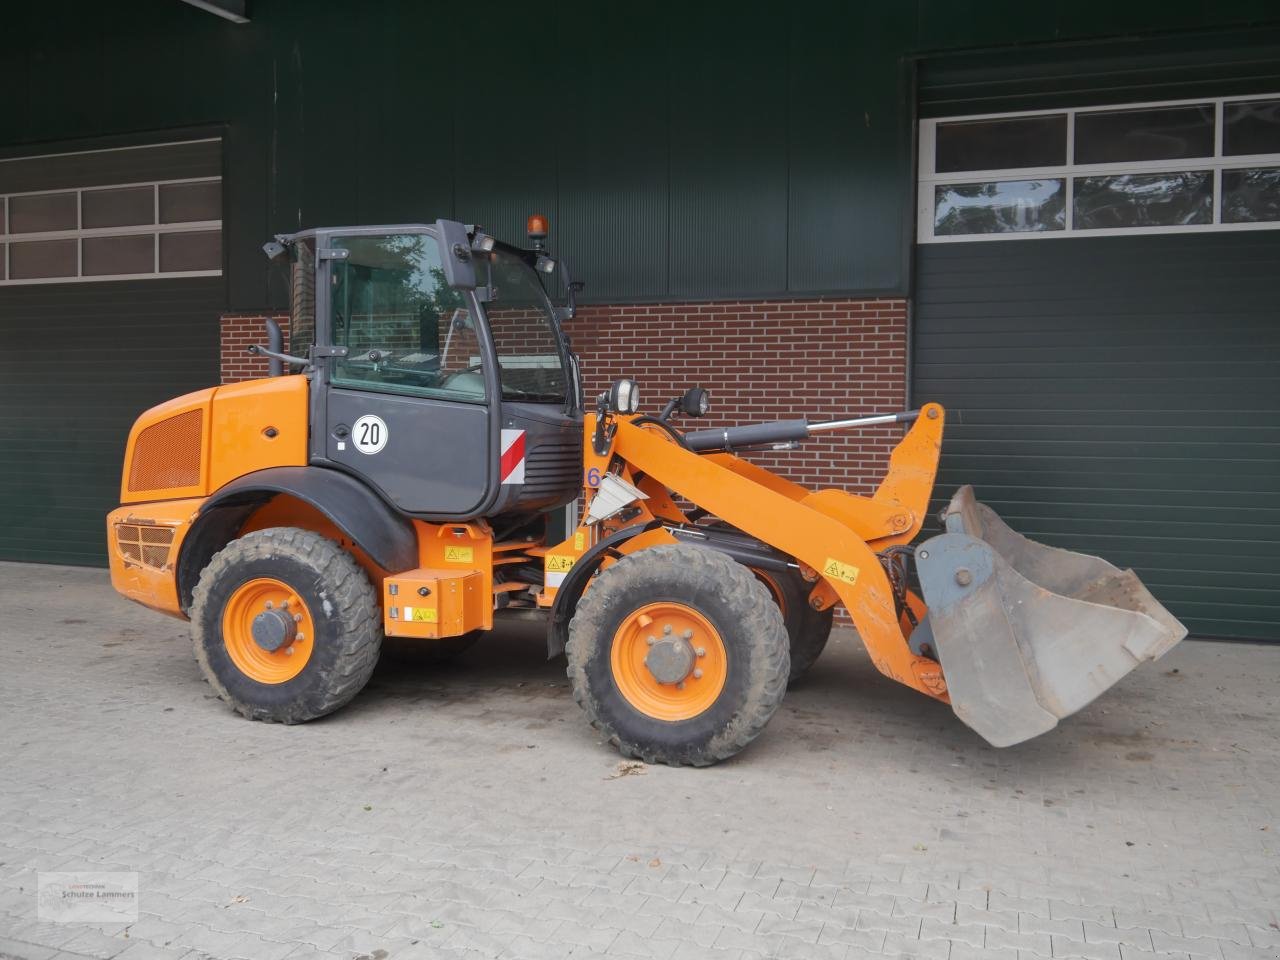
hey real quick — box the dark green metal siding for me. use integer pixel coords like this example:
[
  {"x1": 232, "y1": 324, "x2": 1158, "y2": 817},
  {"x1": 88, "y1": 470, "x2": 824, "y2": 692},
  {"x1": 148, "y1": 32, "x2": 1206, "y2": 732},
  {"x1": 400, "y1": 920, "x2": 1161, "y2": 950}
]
[
  {"x1": 4, "y1": 1, "x2": 1276, "y2": 308},
  {"x1": 0, "y1": 279, "x2": 222, "y2": 565},
  {"x1": 913, "y1": 234, "x2": 1280, "y2": 640}
]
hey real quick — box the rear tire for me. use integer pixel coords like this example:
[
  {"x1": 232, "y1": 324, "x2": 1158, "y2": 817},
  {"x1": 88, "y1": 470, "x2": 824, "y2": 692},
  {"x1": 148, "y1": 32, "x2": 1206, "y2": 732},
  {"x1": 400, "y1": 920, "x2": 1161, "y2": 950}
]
[
  {"x1": 755, "y1": 570, "x2": 834, "y2": 683},
  {"x1": 190, "y1": 527, "x2": 381, "y2": 723},
  {"x1": 566, "y1": 544, "x2": 789, "y2": 766}
]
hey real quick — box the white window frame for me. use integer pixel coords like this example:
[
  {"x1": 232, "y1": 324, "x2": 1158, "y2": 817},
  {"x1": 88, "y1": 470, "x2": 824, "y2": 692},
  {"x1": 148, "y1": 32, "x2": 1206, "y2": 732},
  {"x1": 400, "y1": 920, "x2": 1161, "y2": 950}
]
[
  {"x1": 917, "y1": 92, "x2": 1280, "y2": 243},
  {"x1": 0, "y1": 169, "x2": 222, "y2": 284}
]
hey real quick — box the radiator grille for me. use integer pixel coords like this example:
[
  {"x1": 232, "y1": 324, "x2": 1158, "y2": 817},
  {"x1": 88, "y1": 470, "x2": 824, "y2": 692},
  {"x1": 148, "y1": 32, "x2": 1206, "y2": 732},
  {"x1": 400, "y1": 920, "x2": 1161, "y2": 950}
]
[
  {"x1": 115, "y1": 523, "x2": 176, "y2": 569},
  {"x1": 128, "y1": 409, "x2": 203, "y2": 492},
  {"x1": 515, "y1": 437, "x2": 582, "y2": 510}
]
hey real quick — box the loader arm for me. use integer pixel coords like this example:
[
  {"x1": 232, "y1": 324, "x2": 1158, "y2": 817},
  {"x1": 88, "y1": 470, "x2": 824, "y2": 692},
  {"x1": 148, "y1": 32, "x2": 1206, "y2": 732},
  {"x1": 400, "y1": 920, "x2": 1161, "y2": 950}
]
[{"x1": 609, "y1": 404, "x2": 950, "y2": 700}]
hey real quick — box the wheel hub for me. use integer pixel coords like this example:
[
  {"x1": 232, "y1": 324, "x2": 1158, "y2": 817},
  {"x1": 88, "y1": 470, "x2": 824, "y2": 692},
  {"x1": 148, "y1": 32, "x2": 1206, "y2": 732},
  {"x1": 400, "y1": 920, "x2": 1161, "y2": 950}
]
[
  {"x1": 251, "y1": 606, "x2": 297, "y2": 652},
  {"x1": 644, "y1": 635, "x2": 696, "y2": 684}
]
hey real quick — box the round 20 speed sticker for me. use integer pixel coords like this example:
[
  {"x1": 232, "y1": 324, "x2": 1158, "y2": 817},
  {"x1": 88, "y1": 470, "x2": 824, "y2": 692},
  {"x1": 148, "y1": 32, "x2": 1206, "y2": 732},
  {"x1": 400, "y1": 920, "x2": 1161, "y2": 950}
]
[{"x1": 352, "y1": 414, "x2": 388, "y2": 454}]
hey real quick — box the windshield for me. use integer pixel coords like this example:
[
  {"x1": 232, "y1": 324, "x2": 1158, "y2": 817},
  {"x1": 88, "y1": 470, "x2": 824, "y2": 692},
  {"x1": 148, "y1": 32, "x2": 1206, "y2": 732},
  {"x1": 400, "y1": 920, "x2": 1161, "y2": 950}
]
[{"x1": 476, "y1": 248, "x2": 568, "y2": 403}]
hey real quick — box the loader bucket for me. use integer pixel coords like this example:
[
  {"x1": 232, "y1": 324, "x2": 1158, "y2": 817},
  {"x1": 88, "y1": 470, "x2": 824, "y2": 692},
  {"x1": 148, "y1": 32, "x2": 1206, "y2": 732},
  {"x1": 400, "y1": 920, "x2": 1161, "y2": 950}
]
[{"x1": 912, "y1": 486, "x2": 1187, "y2": 747}]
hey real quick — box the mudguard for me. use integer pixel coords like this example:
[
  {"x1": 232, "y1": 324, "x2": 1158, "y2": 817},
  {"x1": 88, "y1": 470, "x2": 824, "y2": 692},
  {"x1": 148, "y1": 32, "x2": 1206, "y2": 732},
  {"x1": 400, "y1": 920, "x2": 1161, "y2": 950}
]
[
  {"x1": 198, "y1": 466, "x2": 418, "y2": 573},
  {"x1": 914, "y1": 486, "x2": 1187, "y2": 747}
]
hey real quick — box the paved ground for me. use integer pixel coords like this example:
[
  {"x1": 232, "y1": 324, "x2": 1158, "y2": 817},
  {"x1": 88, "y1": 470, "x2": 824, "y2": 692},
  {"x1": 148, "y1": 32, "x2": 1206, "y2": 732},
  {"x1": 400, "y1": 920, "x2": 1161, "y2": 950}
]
[{"x1": 0, "y1": 561, "x2": 1277, "y2": 960}]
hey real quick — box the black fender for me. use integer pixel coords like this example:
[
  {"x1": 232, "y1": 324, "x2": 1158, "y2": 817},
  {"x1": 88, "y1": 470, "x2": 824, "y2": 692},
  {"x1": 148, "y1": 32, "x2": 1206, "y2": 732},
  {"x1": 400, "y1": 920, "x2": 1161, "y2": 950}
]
[
  {"x1": 177, "y1": 466, "x2": 418, "y2": 613},
  {"x1": 546, "y1": 521, "x2": 660, "y2": 659}
]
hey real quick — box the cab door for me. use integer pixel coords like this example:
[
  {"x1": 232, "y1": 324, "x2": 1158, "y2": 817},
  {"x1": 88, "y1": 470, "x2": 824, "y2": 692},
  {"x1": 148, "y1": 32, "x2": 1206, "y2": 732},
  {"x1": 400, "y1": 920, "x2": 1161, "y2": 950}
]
[{"x1": 314, "y1": 230, "x2": 494, "y2": 517}]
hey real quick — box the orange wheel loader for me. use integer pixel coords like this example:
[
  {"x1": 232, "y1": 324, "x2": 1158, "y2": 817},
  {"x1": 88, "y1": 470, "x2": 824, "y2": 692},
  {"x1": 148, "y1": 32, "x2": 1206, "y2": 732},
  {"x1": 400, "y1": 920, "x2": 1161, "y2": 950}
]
[{"x1": 106, "y1": 218, "x2": 1187, "y2": 766}]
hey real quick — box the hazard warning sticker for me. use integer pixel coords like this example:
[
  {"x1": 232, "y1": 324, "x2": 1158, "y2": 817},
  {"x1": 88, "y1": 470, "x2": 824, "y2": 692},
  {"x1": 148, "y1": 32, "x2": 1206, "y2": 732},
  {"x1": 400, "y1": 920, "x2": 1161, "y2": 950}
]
[
  {"x1": 546, "y1": 555, "x2": 576, "y2": 573},
  {"x1": 409, "y1": 607, "x2": 437, "y2": 623},
  {"x1": 444, "y1": 546, "x2": 473, "y2": 564},
  {"x1": 822, "y1": 558, "x2": 859, "y2": 586}
]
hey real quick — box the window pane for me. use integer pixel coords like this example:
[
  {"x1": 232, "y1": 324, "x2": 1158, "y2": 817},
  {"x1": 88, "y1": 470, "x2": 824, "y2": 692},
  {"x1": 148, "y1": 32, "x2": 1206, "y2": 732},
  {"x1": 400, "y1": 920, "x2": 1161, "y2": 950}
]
[
  {"x1": 935, "y1": 115, "x2": 1067, "y2": 173},
  {"x1": 1222, "y1": 167, "x2": 1280, "y2": 223},
  {"x1": 0, "y1": 197, "x2": 6, "y2": 234},
  {"x1": 159, "y1": 181, "x2": 220, "y2": 223},
  {"x1": 934, "y1": 179, "x2": 1065, "y2": 236},
  {"x1": 0, "y1": 244, "x2": 6, "y2": 280},
  {"x1": 1224, "y1": 99, "x2": 1280, "y2": 156},
  {"x1": 329, "y1": 233, "x2": 484, "y2": 401},
  {"x1": 83, "y1": 234, "x2": 155, "y2": 275},
  {"x1": 159, "y1": 230, "x2": 220, "y2": 271},
  {"x1": 1073, "y1": 171, "x2": 1212, "y2": 229},
  {"x1": 9, "y1": 192, "x2": 77, "y2": 233},
  {"x1": 1074, "y1": 105, "x2": 1214, "y2": 164},
  {"x1": 10, "y1": 239, "x2": 76, "y2": 278},
  {"x1": 82, "y1": 186, "x2": 153, "y2": 229}
]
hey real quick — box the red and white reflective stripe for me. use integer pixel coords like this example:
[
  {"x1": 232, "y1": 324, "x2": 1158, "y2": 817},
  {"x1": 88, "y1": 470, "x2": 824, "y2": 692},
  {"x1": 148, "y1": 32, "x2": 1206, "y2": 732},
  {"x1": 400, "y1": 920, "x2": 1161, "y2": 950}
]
[{"x1": 500, "y1": 429, "x2": 526, "y2": 484}]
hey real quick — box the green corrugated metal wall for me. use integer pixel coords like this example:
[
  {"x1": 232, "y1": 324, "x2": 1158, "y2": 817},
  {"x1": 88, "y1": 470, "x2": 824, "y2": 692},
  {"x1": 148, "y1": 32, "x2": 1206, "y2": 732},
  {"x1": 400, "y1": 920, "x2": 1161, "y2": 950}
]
[
  {"x1": 0, "y1": 279, "x2": 222, "y2": 565},
  {"x1": 915, "y1": 235, "x2": 1280, "y2": 642},
  {"x1": 913, "y1": 41, "x2": 1280, "y2": 640}
]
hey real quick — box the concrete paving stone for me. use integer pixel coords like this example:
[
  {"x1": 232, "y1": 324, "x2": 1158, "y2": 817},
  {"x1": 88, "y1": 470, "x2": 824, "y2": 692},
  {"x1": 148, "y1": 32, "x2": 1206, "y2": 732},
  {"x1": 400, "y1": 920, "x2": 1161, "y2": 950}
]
[
  {"x1": 555, "y1": 919, "x2": 623, "y2": 952},
  {"x1": 1115, "y1": 913, "x2": 1184, "y2": 938},
  {"x1": 604, "y1": 931, "x2": 681, "y2": 960},
  {"x1": 501, "y1": 933, "x2": 607, "y2": 960},
  {"x1": 881, "y1": 932, "x2": 952, "y2": 960},
  {"x1": 754, "y1": 914, "x2": 823, "y2": 943},
  {"x1": 796, "y1": 901, "x2": 860, "y2": 929},
  {"x1": 667, "y1": 943, "x2": 750, "y2": 960},
  {"x1": 1149, "y1": 932, "x2": 1227, "y2": 959},
  {"x1": 855, "y1": 909, "x2": 920, "y2": 936},
  {"x1": 920, "y1": 918, "x2": 984, "y2": 947},
  {"x1": 770, "y1": 936, "x2": 850, "y2": 960},
  {"x1": 678, "y1": 885, "x2": 741, "y2": 911},
  {"x1": 652, "y1": 917, "x2": 721, "y2": 949},
  {"x1": 835, "y1": 891, "x2": 899, "y2": 916},
  {"x1": 1243, "y1": 926, "x2": 1280, "y2": 950},
  {"x1": 1221, "y1": 943, "x2": 1280, "y2": 960},
  {"x1": 958, "y1": 905, "x2": 1021, "y2": 932},
  {"x1": 49, "y1": 928, "x2": 129, "y2": 960},
  {"x1": 1178, "y1": 921, "x2": 1252, "y2": 946},
  {"x1": 444, "y1": 925, "x2": 520, "y2": 956},
  {"x1": 987, "y1": 926, "x2": 1052, "y2": 956},
  {"x1": 0, "y1": 935, "x2": 63, "y2": 960},
  {"x1": 928, "y1": 885, "x2": 989, "y2": 910},
  {"x1": 635, "y1": 898, "x2": 703, "y2": 925},
  {"x1": 111, "y1": 942, "x2": 200, "y2": 960},
  {"x1": 624, "y1": 877, "x2": 688, "y2": 904},
  {"x1": 893, "y1": 898, "x2": 956, "y2": 922},
  {"x1": 718, "y1": 875, "x2": 783, "y2": 899},
  {"x1": 735, "y1": 892, "x2": 800, "y2": 920},
  {"x1": 755, "y1": 864, "x2": 816, "y2": 886},
  {"x1": 869, "y1": 881, "x2": 930, "y2": 901},
  {"x1": 774, "y1": 879, "x2": 839, "y2": 904},
  {"x1": 992, "y1": 893, "x2": 1053, "y2": 918},
  {"x1": 696, "y1": 905, "x2": 765, "y2": 934},
  {"x1": 949, "y1": 944, "x2": 1020, "y2": 960},
  {"x1": 817, "y1": 923, "x2": 886, "y2": 953},
  {"x1": 1024, "y1": 914, "x2": 1086, "y2": 939},
  {"x1": 1050, "y1": 935, "x2": 1125, "y2": 960},
  {"x1": 1082, "y1": 922, "x2": 1155, "y2": 948},
  {"x1": 1051, "y1": 902, "x2": 1117, "y2": 926}
]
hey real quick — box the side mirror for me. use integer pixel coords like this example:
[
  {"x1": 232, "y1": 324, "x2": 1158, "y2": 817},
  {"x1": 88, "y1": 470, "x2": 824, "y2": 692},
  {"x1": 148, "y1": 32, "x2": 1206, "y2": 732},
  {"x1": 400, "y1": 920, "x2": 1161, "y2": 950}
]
[{"x1": 434, "y1": 219, "x2": 477, "y2": 290}]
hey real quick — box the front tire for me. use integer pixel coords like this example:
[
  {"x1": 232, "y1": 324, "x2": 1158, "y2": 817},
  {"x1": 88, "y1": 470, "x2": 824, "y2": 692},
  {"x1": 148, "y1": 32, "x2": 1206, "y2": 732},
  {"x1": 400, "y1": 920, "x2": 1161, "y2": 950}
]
[
  {"x1": 755, "y1": 570, "x2": 835, "y2": 683},
  {"x1": 190, "y1": 527, "x2": 382, "y2": 723},
  {"x1": 566, "y1": 544, "x2": 789, "y2": 766}
]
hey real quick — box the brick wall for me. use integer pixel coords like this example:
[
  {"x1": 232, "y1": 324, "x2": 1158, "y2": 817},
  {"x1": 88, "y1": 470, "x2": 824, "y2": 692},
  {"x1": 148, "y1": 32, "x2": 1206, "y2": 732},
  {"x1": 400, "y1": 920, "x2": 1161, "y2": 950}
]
[
  {"x1": 563, "y1": 298, "x2": 908, "y2": 495},
  {"x1": 219, "y1": 297, "x2": 908, "y2": 493},
  {"x1": 219, "y1": 314, "x2": 290, "y2": 384}
]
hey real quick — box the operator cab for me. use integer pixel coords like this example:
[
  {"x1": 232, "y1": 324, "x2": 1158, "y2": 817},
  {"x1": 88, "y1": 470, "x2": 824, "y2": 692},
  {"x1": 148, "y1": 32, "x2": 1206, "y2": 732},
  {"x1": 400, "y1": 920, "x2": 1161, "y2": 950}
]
[{"x1": 268, "y1": 220, "x2": 584, "y2": 521}]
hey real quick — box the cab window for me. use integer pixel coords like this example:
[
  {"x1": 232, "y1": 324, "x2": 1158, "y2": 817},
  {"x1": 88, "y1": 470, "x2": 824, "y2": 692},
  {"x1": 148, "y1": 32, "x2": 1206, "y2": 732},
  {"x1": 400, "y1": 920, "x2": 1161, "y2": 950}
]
[{"x1": 329, "y1": 233, "x2": 486, "y2": 401}]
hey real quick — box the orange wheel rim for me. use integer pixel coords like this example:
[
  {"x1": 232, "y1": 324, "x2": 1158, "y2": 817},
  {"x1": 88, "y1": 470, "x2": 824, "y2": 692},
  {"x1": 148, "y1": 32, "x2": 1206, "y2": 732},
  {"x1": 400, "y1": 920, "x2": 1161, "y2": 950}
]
[
  {"x1": 222, "y1": 577, "x2": 314, "y2": 684},
  {"x1": 610, "y1": 601, "x2": 728, "y2": 721}
]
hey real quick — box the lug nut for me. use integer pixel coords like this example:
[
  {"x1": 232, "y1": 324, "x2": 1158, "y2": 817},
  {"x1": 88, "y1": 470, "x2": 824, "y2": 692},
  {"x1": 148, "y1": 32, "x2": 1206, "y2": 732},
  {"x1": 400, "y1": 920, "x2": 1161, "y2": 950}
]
[
  {"x1": 663, "y1": 624, "x2": 672, "y2": 635},
  {"x1": 955, "y1": 568, "x2": 972, "y2": 587},
  {"x1": 285, "y1": 646, "x2": 294, "y2": 655},
  {"x1": 281, "y1": 600, "x2": 289, "y2": 610},
  {"x1": 293, "y1": 613, "x2": 303, "y2": 623},
  {"x1": 265, "y1": 601, "x2": 273, "y2": 609},
  {"x1": 676, "y1": 681, "x2": 685, "y2": 690},
  {"x1": 682, "y1": 629, "x2": 693, "y2": 640},
  {"x1": 646, "y1": 636, "x2": 656, "y2": 646},
  {"x1": 693, "y1": 669, "x2": 703, "y2": 679},
  {"x1": 696, "y1": 647, "x2": 706, "y2": 657}
]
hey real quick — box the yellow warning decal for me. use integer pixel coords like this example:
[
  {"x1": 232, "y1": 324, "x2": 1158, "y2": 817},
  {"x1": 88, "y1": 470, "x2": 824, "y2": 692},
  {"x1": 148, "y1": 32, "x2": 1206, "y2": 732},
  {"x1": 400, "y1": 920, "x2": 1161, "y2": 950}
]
[
  {"x1": 546, "y1": 554, "x2": 576, "y2": 573},
  {"x1": 573, "y1": 532, "x2": 585, "y2": 551},
  {"x1": 411, "y1": 607, "x2": 437, "y2": 623},
  {"x1": 444, "y1": 546, "x2": 473, "y2": 564},
  {"x1": 823, "y1": 557, "x2": 859, "y2": 586}
]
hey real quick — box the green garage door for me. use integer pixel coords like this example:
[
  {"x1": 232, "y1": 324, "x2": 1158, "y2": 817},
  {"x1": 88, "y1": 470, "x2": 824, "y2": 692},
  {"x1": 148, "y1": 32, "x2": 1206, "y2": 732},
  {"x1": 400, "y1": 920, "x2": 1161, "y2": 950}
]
[
  {"x1": 0, "y1": 278, "x2": 222, "y2": 565},
  {"x1": 914, "y1": 232, "x2": 1280, "y2": 641}
]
